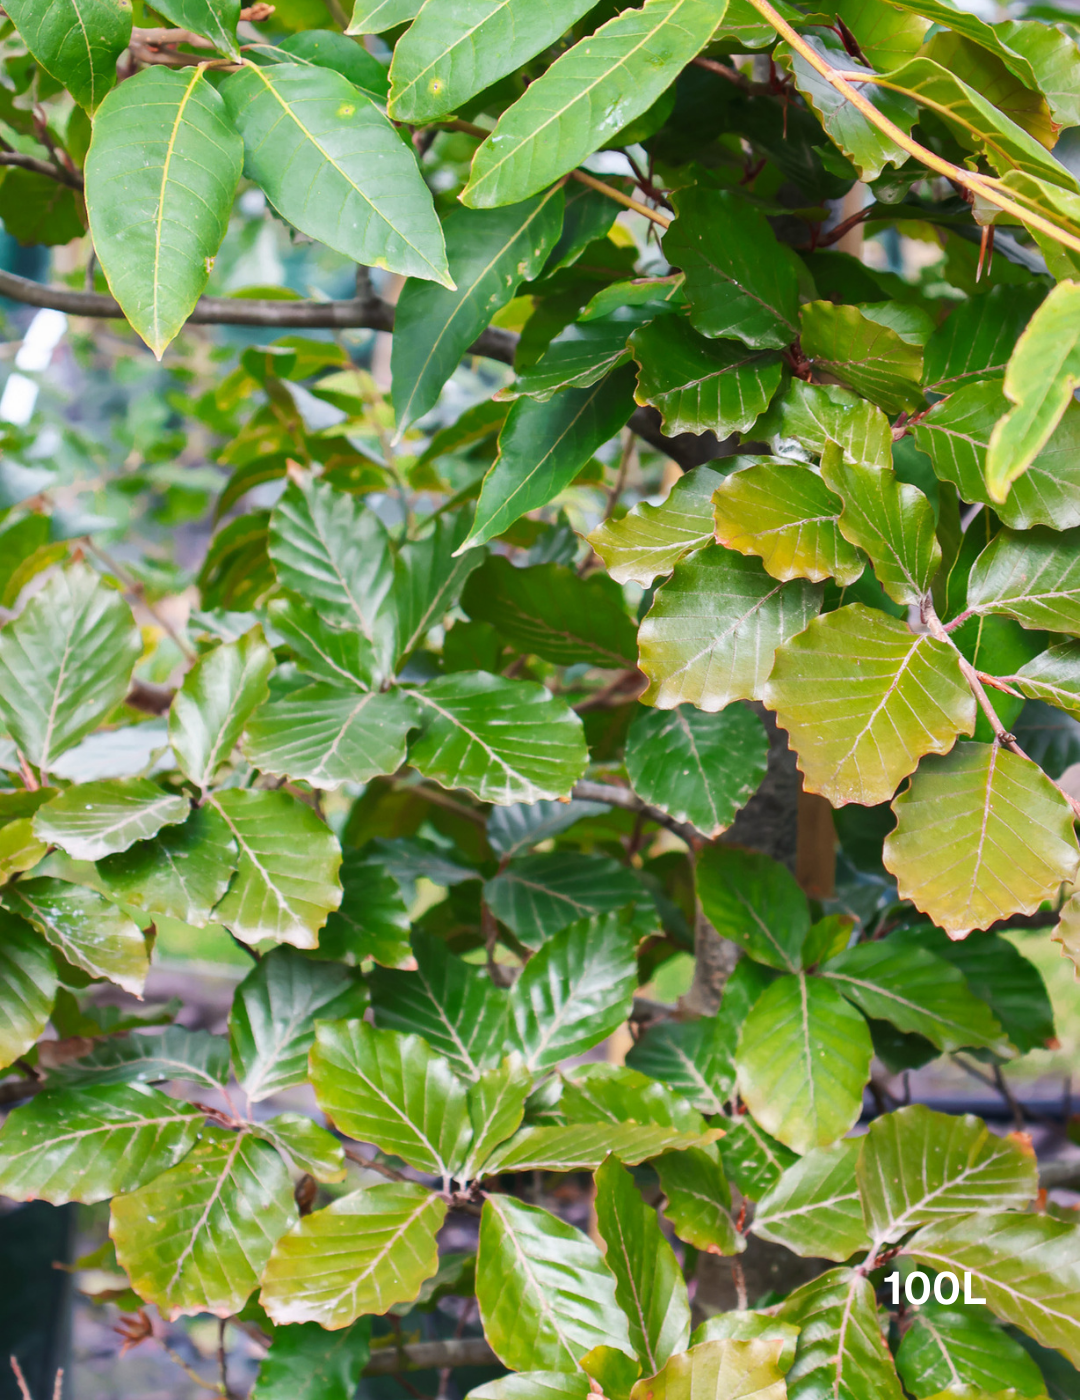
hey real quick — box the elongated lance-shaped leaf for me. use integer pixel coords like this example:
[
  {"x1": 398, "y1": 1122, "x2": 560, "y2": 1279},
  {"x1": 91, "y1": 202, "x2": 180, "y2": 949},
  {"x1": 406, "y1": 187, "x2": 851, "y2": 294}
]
[
  {"x1": 968, "y1": 524, "x2": 1080, "y2": 634},
  {"x1": 506, "y1": 309, "x2": 651, "y2": 401},
  {"x1": 696, "y1": 844, "x2": 810, "y2": 973},
  {"x1": 712, "y1": 458, "x2": 866, "y2": 586},
  {"x1": 801, "y1": 301, "x2": 924, "y2": 414},
  {"x1": 112, "y1": 1126, "x2": 296, "y2": 1319},
  {"x1": 408, "y1": 672, "x2": 588, "y2": 805},
  {"x1": 820, "y1": 448, "x2": 940, "y2": 604},
  {"x1": 0, "y1": 563, "x2": 141, "y2": 774},
  {"x1": 763, "y1": 380, "x2": 893, "y2": 467},
  {"x1": 151, "y1": 0, "x2": 241, "y2": 58},
  {"x1": 985, "y1": 280, "x2": 1080, "y2": 502},
  {"x1": 462, "y1": 0, "x2": 718, "y2": 207},
  {"x1": 208, "y1": 789, "x2": 343, "y2": 950},
  {"x1": 261, "y1": 1181, "x2": 445, "y2": 1327},
  {"x1": 663, "y1": 187, "x2": 801, "y2": 349},
  {"x1": 896, "y1": 1300, "x2": 1048, "y2": 1398},
  {"x1": 735, "y1": 972, "x2": 872, "y2": 1155},
  {"x1": 778, "y1": 1268, "x2": 905, "y2": 1400},
  {"x1": 310, "y1": 1019, "x2": 472, "y2": 1177},
  {"x1": 630, "y1": 318, "x2": 784, "y2": 436},
  {"x1": 654, "y1": 1147, "x2": 740, "y2": 1255},
  {"x1": 391, "y1": 189, "x2": 564, "y2": 431},
  {"x1": 268, "y1": 478, "x2": 396, "y2": 665},
  {"x1": 222, "y1": 62, "x2": 451, "y2": 286},
  {"x1": 86, "y1": 67, "x2": 243, "y2": 356},
  {"x1": 460, "y1": 366, "x2": 635, "y2": 551},
  {"x1": 169, "y1": 628, "x2": 274, "y2": 790},
  {"x1": 857, "y1": 1104, "x2": 1039, "y2": 1247},
  {"x1": 33, "y1": 779, "x2": 189, "y2": 861},
  {"x1": 763, "y1": 605, "x2": 975, "y2": 807},
  {"x1": 625, "y1": 701, "x2": 768, "y2": 839},
  {"x1": 230, "y1": 946, "x2": 367, "y2": 1102},
  {"x1": 483, "y1": 851, "x2": 644, "y2": 950},
  {"x1": 594, "y1": 1156, "x2": 691, "y2": 1372},
  {"x1": 388, "y1": 0, "x2": 596, "y2": 122},
  {"x1": 479, "y1": 1121, "x2": 716, "y2": 1175},
  {"x1": 477, "y1": 1194, "x2": 631, "y2": 1372},
  {"x1": 639, "y1": 544, "x2": 823, "y2": 711},
  {"x1": 44, "y1": 1026, "x2": 229, "y2": 1092},
  {"x1": 243, "y1": 685, "x2": 420, "y2": 789},
  {"x1": 371, "y1": 930, "x2": 509, "y2": 1077},
  {"x1": 348, "y1": 0, "x2": 419, "y2": 32},
  {"x1": 5, "y1": 878, "x2": 149, "y2": 997},
  {"x1": 587, "y1": 466, "x2": 723, "y2": 586},
  {"x1": 751, "y1": 1140, "x2": 870, "y2": 1262},
  {"x1": 819, "y1": 941, "x2": 1012, "y2": 1055},
  {"x1": 97, "y1": 804, "x2": 238, "y2": 929},
  {"x1": 903, "y1": 1212, "x2": 1080, "y2": 1367},
  {"x1": 0, "y1": 911, "x2": 56, "y2": 1071},
  {"x1": 4, "y1": 0, "x2": 131, "y2": 111},
  {"x1": 882, "y1": 742, "x2": 1079, "y2": 936},
  {"x1": 251, "y1": 1316, "x2": 370, "y2": 1400},
  {"x1": 629, "y1": 1340, "x2": 789, "y2": 1400},
  {"x1": 0, "y1": 1083, "x2": 203, "y2": 1205},
  {"x1": 250, "y1": 1114, "x2": 346, "y2": 1184},
  {"x1": 511, "y1": 913, "x2": 638, "y2": 1071}
]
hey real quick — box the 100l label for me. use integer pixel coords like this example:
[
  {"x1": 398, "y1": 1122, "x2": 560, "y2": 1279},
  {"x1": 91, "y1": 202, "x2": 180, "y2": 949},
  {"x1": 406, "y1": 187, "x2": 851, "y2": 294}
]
[{"x1": 883, "y1": 1271, "x2": 986, "y2": 1305}]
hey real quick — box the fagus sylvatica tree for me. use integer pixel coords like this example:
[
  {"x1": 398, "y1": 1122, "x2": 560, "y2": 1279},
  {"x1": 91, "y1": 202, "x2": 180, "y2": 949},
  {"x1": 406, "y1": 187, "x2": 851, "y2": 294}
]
[{"x1": 0, "y1": 0, "x2": 1080, "y2": 1395}]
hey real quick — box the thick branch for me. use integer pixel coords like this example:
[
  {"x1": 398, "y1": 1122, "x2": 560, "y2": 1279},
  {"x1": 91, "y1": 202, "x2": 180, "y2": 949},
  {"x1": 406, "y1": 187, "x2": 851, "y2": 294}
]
[
  {"x1": 363, "y1": 1339, "x2": 498, "y2": 1375},
  {"x1": 0, "y1": 151, "x2": 83, "y2": 190}
]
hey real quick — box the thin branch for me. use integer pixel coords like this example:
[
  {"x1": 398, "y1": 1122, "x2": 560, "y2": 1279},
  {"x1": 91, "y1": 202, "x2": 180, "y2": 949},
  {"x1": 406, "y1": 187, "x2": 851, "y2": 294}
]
[
  {"x1": 84, "y1": 540, "x2": 197, "y2": 663},
  {"x1": 363, "y1": 1339, "x2": 498, "y2": 1377},
  {"x1": 691, "y1": 55, "x2": 751, "y2": 89},
  {"x1": 570, "y1": 169, "x2": 671, "y2": 229},
  {"x1": 341, "y1": 1143, "x2": 410, "y2": 1183},
  {"x1": 571, "y1": 779, "x2": 701, "y2": 847},
  {"x1": 743, "y1": 0, "x2": 1080, "y2": 257},
  {"x1": 9, "y1": 1358, "x2": 32, "y2": 1400},
  {"x1": 0, "y1": 150, "x2": 83, "y2": 189}
]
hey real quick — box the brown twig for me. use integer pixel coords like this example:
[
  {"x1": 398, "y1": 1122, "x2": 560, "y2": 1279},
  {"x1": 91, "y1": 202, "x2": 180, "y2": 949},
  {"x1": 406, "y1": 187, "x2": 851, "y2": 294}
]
[
  {"x1": 9, "y1": 1358, "x2": 33, "y2": 1400},
  {"x1": 691, "y1": 55, "x2": 752, "y2": 90},
  {"x1": 342, "y1": 1143, "x2": 410, "y2": 1183},
  {"x1": 571, "y1": 779, "x2": 702, "y2": 847}
]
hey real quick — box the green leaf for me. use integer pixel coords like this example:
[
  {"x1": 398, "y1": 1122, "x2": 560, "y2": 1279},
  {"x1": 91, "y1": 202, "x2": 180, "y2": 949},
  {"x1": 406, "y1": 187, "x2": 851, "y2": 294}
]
[
  {"x1": 763, "y1": 605, "x2": 974, "y2": 807},
  {"x1": 690, "y1": 1316, "x2": 799, "y2": 1373},
  {"x1": 221, "y1": 61, "x2": 451, "y2": 286},
  {"x1": 0, "y1": 1083, "x2": 202, "y2": 1205},
  {"x1": 348, "y1": 0, "x2": 418, "y2": 32},
  {"x1": 984, "y1": 282, "x2": 1080, "y2": 503},
  {"x1": 371, "y1": 930, "x2": 509, "y2": 1077},
  {"x1": 5, "y1": 878, "x2": 149, "y2": 996},
  {"x1": 152, "y1": 0, "x2": 241, "y2": 58},
  {"x1": 1053, "y1": 891, "x2": 1080, "y2": 980},
  {"x1": 0, "y1": 911, "x2": 56, "y2": 1070},
  {"x1": 169, "y1": 628, "x2": 274, "y2": 789},
  {"x1": 587, "y1": 466, "x2": 723, "y2": 587},
  {"x1": 469, "y1": 1375, "x2": 592, "y2": 1400},
  {"x1": 33, "y1": 779, "x2": 189, "y2": 862},
  {"x1": 696, "y1": 844, "x2": 810, "y2": 972},
  {"x1": 243, "y1": 685, "x2": 420, "y2": 789},
  {"x1": 484, "y1": 852, "x2": 643, "y2": 949},
  {"x1": 655, "y1": 1146, "x2": 740, "y2": 1254},
  {"x1": 261, "y1": 1180, "x2": 445, "y2": 1326},
  {"x1": 625, "y1": 701, "x2": 768, "y2": 839},
  {"x1": 778, "y1": 1267, "x2": 905, "y2": 1400},
  {"x1": 882, "y1": 743, "x2": 1079, "y2": 936},
  {"x1": 596, "y1": 1156, "x2": 692, "y2": 1371},
  {"x1": 762, "y1": 381, "x2": 893, "y2": 468},
  {"x1": 253, "y1": 1318, "x2": 371, "y2": 1400},
  {"x1": 0, "y1": 564, "x2": 141, "y2": 774},
  {"x1": 857, "y1": 1104, "x2": 1039, "y2": 1246},
  {"x1": 408, "y1": 672, "x2": 588, "y2": 805},
  {"x1": 511, "y1": 913, "x2": 638, "y2": 1071},
  {"x1": 250, "y1": 1113, "x2": 347, "y2": 1184},
  {"x1": 388, "y1": 0, "x2": 595, "y2": 122},
  {"x1": 969, "y1": 525, "x2": 1080, "y2": 635},
  {"x1": 718, "y1": 1115, "x2": 798, "y2": 1202},
  {"x1": 477, "y1": 1194, "x2": 631, "y2": 1372},
  {"x1": 44, "y1": 1026, "x2": 228, "y2": 1091},
  {"x1": 896, "y1": 1302, "x2": 1048, "y2": 1400},
  {"x1": 462, "y1": 556, "x2": 637, "y2": 667},
  {"x1": 278, "y1": 31, "x2": 390, "y2": 102},
  {"x1": 267, "y1": 594, "x2": 376, "y2": 689},
  {"x1": 97, "y1": 805, "x2": 238, "y2": 928},
  {"x1": 310, "y1": 1018, "x2": 471, "y2": 1176},
  {"x1": 914, "y1": 381, "x2": 1080, "y2": 533},
  {"x1": 820, "y1": 941, "x2": 1011, "y2": 1055},
  {"x1": 561, "y1": 1063, "x2": 705, "y2": 1134},
  {"x1": 735, "y1": 972, "x2": 872, "y2": 1154},
  {"x1": 461, "y1": 366, "x2": 635, "y2": 551},
  {"x1": 628, "y1": 1339, "x2": 789, "y2": 1400},
  {"x1": 1007, "y1": 641, "x2": 1080, "y2": 725},
  {"x1": 820, "y1": 450, "x2": 940, "y2": 605},
  {"x1": 800, "y1": 301, "x2": 924, "y2": 415},
  {"x1": 626, "y1": 1016, "x2": 734, "y2": 1115},
  {"x1": 904, "y1": 1213, "x2": 1080, "y2": 1368},
  {"x1": 458, "y1": 1054, "x2": 532, "y2": 1181},
  {"x1": 663, "y1": 187, "x2": 801, "y2": 349},
  {"x1": 630, "y1": 318, "x2": 783, "y2": 437},
  {"x1": 316, "y1": 850, "x2": 411, "y2": 968},
  {"x1": 5, "y1": 0, "x2": 131, "y2": 111},
  {"x1": 922, "y1": 285, "x2": 1044, "y2": 395},
  {"x1": 751, "y1": 1140, "x2": 870, "y2": 1262},
  {"x1": 511, "y1": 306, "x2": 682, "y2": 401},
  {"x1": 230, "y1": 946, "x2": 367, "y2": 1102},
  {"x1": 208, "y1": 789, "x2": 343, "y2": 950},
  {"x1": 462, "y1": 0, "x2": 717, "y2": 208},
  {"x1": 268, "y1": 478, "x2": 396, "y2": 666},
  {"x1": 712, "y1": 458, "x2": 866, "y2": 587},
  {"x1": 392, "y1": 511, "x2": 486, "y2": 664},
  {"x1": 0, "y1": 819, "x2": 48, "y2": 884},
  {"x1": 639, "y1": 544, "x2": 823, "y2": 711},
  {"x1": 111, "y1": 1126, "x2": 295, "y2": 1319},
  {"x1": 86, "y1": 67, "x2": 243, "y2": 356},
  {"x1": 391, "y1": 189, "x2": 565, "y2": 430},
  {"x1": 480, "y1": 1121, "x2": 714, "y2": 1174}
]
